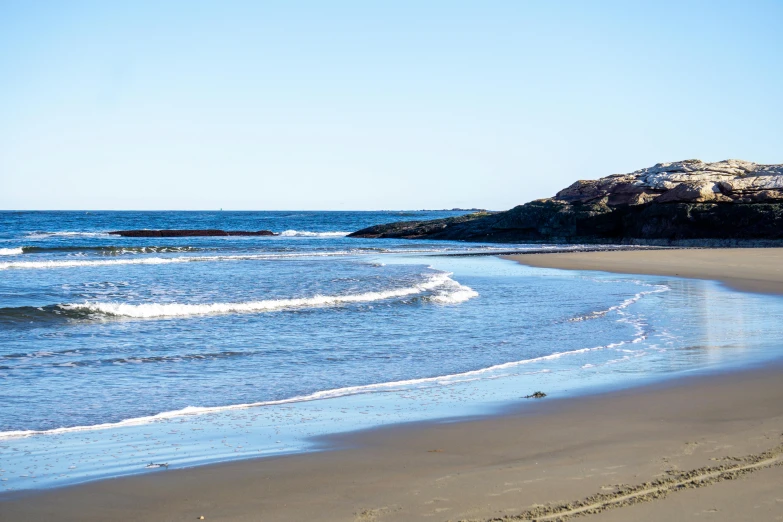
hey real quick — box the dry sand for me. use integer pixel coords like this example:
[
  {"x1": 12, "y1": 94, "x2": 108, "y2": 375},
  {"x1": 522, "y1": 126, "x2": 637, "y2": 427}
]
[
  {"x1": 504, "y1": 247, "x2": 783, "y2": 295},
  {"x1": 3, "y1": 248, "x2": 783, "y2": 522}
]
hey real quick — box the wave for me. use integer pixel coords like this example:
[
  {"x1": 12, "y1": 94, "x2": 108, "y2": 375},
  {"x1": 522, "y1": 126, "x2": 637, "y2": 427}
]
[
  {"x1": 0, "y1": 245, "x2": 637, "y2": 270},
  {"x1": 19, "y1": 245, "x2": 201, "y2": 255},
  {"x1": 0, "y1": 247, "x2": 23, "y2": 256},
  {"x1": 279, "y1": 230, "x2": 350, "y2": 237},
  {"x1": 23, "y1": 230, "x2": 352, "y2": 240},
  {"x1": 0, "y1": 304, "x2": 100, "y2": 327},
  {"x1": 60, "y1": 272, "x2": 476, "y2": 319},
  {"x1": 0, "y1": 251, "x2": 356, "y2": 270},
  {"x1": 0, "y1": 271, "x2": 476, "y2": 325},
  {"x1": 570, "y1": 283, "x2": 670, "y2": 322},
  {"x1": 0, "y1": 248, "x2": 495, "y2": 270},
  {"x1": 0, "y1": 338, "x2": 635, "y2": 440},
  {"x1": 24, "y1": 231, "x2": 112, "y2": 239},
  {"x1": 1, "y1": 349, "x2": 254, "y2": 369},
  {"x1": 429, "y1": 285, "x2": 479, "y2": 304}
]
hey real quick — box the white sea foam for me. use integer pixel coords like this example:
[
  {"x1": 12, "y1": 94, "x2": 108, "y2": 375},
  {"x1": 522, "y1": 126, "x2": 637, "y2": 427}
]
[
  {"x1": 570, "y1": 283, "x2": 669, "y2": 322},
  {"x1": 429, "y1": 286, "x2": 479, "y2": 304},
  {"x1": 279, "y1": 230, "x2": 350, "y2": 237},
  {"x1": 60, "y1": 272, "x2": 477, "y2": 319},
  {"x1": 0, "y1": 337, "x2": 636, "y2": 440},
  {"x1": 0, "y1": 245, "x2": 638, "y2": 270},
  {"x1": 0, "y1": 247, "x2": 544, "y2": 270},
  {"x1": 0, "y1": 249, "x2": 498, "y2": 270},
  {"x1": 25, "y1": 231, "x2": 112, "y2": 239},
  {"x1": 0, "y1": 252, "x2": 357, "y2": 270},
  {"x1": 0, "y1": 247, "x2": 23, "y2": 256}
]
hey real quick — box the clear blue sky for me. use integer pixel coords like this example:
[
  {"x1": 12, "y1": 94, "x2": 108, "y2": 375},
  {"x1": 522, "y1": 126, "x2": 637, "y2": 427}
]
[{"x1": 1, "y1": 1, "x2": 781, "y2": 210}]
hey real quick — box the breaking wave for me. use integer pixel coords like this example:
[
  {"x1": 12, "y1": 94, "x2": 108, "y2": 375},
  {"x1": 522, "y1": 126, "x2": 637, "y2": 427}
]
[
  {"x1": 60, "y1": 272, "x2": 477, "y2": 319},
  {"x1": 20, "y1": 245, "x2": 201, "y2": 255},
  {"x1": 0, "y1": 247, "x2": 23, "y2": 256},
  {"x1": 279, "y1": 230, "x2": 350, "y2": 237},
  {"x1": 24, "y1": 231, "x2": 112, "y2": 239},
  {"x1": 0, "y1": 252, "x2": 354, "y2": 270},
  {"x1": 0, "y1": 248, "x2": 509, "y2": 270}
]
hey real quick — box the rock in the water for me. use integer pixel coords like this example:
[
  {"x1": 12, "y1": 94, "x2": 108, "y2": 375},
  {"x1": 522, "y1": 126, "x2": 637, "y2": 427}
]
[
  {"x1": 349, "y1": 159, "x2": 783, "y2": 243},
  {"x1": 109, "y1": 229, "x2": 277, "y2": 237},
  {"x1": 348, "y1": 212, "x2": 494, "y2": 239}
]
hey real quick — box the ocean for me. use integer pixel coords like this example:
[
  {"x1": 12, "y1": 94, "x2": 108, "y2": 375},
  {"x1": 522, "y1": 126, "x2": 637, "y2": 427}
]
[{"x1": 2, "y1": 210, "x2": 783, "y2": 492}]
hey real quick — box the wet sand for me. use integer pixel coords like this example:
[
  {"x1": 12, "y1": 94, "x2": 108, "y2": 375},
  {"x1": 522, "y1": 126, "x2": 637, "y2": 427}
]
[
  {"x1": 3, "y1": 363, "x2": 783, "y2": 521},
  {"x1": 4, "y1": 248, "x2": 783, "y2": 521},
  {"x1": 504, "y1": 247, "x2": 783, "y2": 295}
]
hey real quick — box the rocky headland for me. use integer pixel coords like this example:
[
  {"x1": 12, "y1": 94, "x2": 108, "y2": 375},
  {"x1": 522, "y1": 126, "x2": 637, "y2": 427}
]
[{"x1": 349, "y1": 159, "x2": 783, "y2": 244}]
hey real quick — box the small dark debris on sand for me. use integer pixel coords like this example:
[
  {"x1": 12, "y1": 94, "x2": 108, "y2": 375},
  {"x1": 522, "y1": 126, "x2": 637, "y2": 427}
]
[{"x1": 524, "y1": 391, "x2": 547, "y2": 399}]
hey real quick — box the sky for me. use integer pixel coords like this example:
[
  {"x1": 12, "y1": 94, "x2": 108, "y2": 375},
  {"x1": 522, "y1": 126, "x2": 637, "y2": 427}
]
[{"x1": 1, "y1": 1, "x2": 781, "y2": 210}]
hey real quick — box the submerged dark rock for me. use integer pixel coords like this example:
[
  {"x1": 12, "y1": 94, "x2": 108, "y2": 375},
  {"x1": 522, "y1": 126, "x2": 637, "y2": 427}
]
[
  {"x1": 109, "y1": 229, "x2": 277, "y2": 237},
  {"x1": 349, "y1": 159, "x2": 783, "y2": 244}
]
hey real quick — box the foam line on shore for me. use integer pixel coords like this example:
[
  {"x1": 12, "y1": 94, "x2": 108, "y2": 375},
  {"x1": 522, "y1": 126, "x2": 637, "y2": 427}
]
[
  {"x1": 570, "y1": 282, "x2": 670, "y2": 322},
  {"x1": 0, "y1": 336, "x2": 641, "y2": 440}
]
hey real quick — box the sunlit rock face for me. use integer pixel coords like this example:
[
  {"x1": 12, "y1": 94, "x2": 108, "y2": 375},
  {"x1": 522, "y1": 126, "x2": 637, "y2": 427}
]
[{"x1": 555, "y1": 160, "x2": 783, "y2": 205}]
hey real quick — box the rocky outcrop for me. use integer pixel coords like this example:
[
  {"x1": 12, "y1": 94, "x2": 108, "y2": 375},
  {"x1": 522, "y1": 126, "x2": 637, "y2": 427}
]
[
  {"x1": 554, "y1": 159, "x2": 783, "y2": 205},
  {"x1": 348, "y1": 212, "x2": 494, "y2": 239},
  {"x1": 110, "y1": 229, "x2": 277, "y2": 237},
  {"x1": 349, "y1": 160, "x2": 783, "y2": 243}
]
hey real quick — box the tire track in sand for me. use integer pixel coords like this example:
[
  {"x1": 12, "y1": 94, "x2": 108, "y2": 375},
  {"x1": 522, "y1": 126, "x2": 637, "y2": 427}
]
[{"x1": 464, "y1": 443, "x2": 783, "y2": 521}]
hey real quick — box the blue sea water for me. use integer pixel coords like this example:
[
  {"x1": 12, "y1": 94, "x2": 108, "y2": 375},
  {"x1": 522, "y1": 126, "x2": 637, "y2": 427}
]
[{"x1": 1, "y1": 210, "x2": 783, "y2": 492}]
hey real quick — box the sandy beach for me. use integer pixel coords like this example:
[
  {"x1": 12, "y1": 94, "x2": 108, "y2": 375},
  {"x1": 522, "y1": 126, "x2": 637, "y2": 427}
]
[
  {"x1": 5, "y1": 0, "x2": 782, "y2": 519},
  {"x1": 504, "y1": 247, "x2": 783, "y2": 296},
  {"x1": 3, "y1": 248, "x2": 783, "y2": 522},
  {"x1": 3, "y1": 364, "x2": 782, "y2": 521}
]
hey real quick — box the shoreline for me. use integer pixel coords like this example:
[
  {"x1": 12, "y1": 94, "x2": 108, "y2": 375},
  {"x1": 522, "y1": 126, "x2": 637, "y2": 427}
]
[
  {"x1": 3, "y1": 359, "x2": 782, "y2": 521},
  {"x1": 502, "y1": 247, "x2": 783, "y2": 296},
  {"x1": 4, "y1": 248, "x2": 783, "y2": 521}
]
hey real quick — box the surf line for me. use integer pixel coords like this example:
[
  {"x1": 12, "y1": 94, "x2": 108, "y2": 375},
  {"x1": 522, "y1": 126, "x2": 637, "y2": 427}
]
[
  {"x1": 0, "y1": 333, "x2": 646, "y2": 441},
  {"x1": 58, "y1": 272, "x2": 477, "y2": 319}
]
